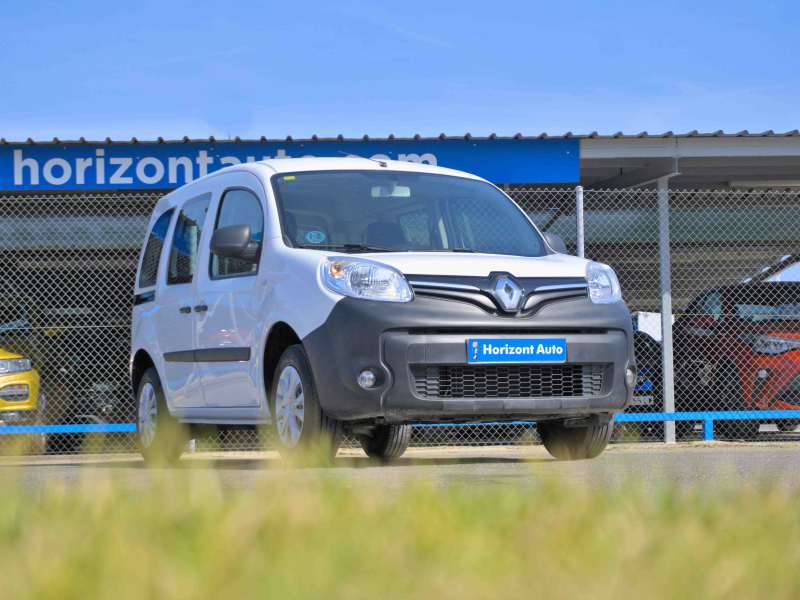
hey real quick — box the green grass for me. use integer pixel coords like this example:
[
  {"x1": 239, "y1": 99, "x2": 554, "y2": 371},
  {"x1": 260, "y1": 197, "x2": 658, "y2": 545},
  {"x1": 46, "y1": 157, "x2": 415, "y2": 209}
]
[{"x1": 0, "y1": 470, "x2": 799, "y2": 600}]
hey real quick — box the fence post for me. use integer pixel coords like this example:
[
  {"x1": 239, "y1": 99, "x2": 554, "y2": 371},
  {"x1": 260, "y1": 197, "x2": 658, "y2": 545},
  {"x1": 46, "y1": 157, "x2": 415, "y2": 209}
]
[
  {"x1": 658, "y1": 178, "x2": 676, "y2": 443},
  {"x1": 575, "y1": 186, "x2": 585, "y2": 258}
]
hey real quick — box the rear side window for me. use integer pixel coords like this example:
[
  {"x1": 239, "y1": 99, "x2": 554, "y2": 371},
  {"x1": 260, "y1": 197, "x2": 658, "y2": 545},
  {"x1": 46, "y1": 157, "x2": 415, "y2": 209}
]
[
  {"x1": 398, "y1": 209, "x2": 430, "y2": 246},
  {"x1": 168, "y1": 193, "x2": 211, "y2": 285},
  {"x1": 450, "y1": 197, "x2": 527, "y2": 256},
  {"x1": 139, "y1": 209, "x2": 174, "y2": 288},
  {"x1": 211, "y1": 189, "x2": 264, "y2": 277}
]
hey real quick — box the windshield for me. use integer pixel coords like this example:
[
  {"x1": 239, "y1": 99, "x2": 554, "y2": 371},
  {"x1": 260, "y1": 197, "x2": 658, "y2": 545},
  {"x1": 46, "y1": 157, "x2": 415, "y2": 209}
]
[
  {"x1": 730, "y1": 286, "x2": 800, "y2": 322},
  {"x1": 0, "y1": 301, "x2": 29, "y2": 335},
  {"x1": 272, "y1": 170, "x2": 545, "y2": 257}
]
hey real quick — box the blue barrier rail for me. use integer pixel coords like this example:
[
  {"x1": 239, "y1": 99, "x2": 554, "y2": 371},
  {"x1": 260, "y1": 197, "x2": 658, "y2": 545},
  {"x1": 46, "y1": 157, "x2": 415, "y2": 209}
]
[
  {"x1": 0, "y1": 411, "x2": 797, "y2": 441},
  {"x1": 0, "y1": 424, "x2": 137, "y2": 435},
  {"x1": 614, "y1": 411, "x2": 799, "y2": 441}
]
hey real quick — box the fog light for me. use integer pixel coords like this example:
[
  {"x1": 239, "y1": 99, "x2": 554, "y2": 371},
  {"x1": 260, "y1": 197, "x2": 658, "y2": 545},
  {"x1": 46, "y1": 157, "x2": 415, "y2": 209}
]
[
  {"x1": 757, "y1": 369, "x2": 769, "y2": 379},
  {"x1": 626, "y1": 367, "x2": 637, "y2": 388},
  {"x1": 0, "y1": 384, "x2": 29, "y2": 402},
  {"x1": 358, "y1": 370, "x2": 377, "y2": 389}
]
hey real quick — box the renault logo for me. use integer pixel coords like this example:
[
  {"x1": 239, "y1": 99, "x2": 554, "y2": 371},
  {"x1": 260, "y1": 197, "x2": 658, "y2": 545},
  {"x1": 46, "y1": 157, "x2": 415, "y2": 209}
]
[{"x1": 492, "y1": 276, "x2": 523, "y2": 312}]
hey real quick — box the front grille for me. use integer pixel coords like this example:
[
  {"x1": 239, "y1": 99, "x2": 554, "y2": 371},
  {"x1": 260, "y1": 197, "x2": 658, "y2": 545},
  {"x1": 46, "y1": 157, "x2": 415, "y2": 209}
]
[{"x1": 411, "y1": 364, "x2": 605, "y2": 399}]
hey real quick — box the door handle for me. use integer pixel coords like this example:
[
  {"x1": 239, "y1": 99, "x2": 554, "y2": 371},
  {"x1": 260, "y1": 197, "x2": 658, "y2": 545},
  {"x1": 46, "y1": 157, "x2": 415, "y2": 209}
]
[
  {"x1": 194, "y1": 304, "x2": 208, "y2": 313},
  {"x1": 178, "y1": 306, "x2": 191, "y2": 314}
]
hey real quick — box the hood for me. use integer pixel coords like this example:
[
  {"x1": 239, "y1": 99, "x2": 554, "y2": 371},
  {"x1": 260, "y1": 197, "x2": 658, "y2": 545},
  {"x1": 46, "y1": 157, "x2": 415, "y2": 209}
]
[
  {"x1": 753, "y1": 325, "x2": 800, "y2": 336},
  {"x1": 331, "y1": 252, "x2": 591, "y2": 279}
]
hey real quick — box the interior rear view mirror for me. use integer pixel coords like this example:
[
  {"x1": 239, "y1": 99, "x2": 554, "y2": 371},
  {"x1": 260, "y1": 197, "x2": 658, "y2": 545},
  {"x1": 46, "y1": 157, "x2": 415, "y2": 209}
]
[
  {"x1": 210, "y1": 224, "x2": 260, "y2": 263},
  {"x1": 371, "y1": 183, "x2": 411, "y2": 198}
]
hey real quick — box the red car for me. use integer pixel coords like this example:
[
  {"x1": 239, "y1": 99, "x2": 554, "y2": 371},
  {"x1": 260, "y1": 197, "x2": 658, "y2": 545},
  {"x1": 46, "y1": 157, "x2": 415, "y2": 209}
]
[{"x1": 674, "y1": 282, "x2": 800, "y2": 439}]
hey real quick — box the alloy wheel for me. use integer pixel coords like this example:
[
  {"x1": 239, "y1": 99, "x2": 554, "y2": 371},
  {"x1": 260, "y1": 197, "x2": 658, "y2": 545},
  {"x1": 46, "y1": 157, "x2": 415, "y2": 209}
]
[
  {"x1": 276, "y1": 366, "x2": 305, "y2": 448},
  {"x1": 138, "y1": 382, "x2": 158, "y2": 448}
]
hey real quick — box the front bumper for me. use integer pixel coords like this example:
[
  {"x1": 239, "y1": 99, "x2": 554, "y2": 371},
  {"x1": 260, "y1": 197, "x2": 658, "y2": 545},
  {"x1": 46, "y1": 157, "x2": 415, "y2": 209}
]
[
  {"x1": 0, "y1": 410, "x2": 39, "y2": 425},
  {"x1": 302, "y1": 294, "x2": 635, "y2": 424},
  {"x1": 0, "y1": 370, "x2": 40, "y2": 423}
]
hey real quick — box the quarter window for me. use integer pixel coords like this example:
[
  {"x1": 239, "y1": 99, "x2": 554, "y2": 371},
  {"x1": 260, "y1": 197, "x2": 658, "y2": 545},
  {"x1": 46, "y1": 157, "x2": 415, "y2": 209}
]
[
  {"x1": 139, "y1": 209, "x2": 174, "y2": 288},
  {"x1": 211, "y1": 189, "x2": 264, "y2": 277},
  {"x1": 168, "y1": 193, "x2": 211, "y2": 285}
]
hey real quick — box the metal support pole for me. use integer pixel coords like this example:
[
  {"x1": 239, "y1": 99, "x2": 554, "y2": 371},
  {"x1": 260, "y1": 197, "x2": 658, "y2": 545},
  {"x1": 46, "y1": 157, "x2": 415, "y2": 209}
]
[
  {"x1": 575, "y1": 186, "x2": 585, "y2": 258},
  {"x1": 658, "y1": 177, "x2": 676, "y2": 443}
]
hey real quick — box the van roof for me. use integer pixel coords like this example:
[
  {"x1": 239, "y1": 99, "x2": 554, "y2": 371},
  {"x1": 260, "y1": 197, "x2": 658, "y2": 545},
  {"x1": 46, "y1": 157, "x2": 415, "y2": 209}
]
[{"x1": 247, "y1": 156, "x2": 486, "y2": 181}]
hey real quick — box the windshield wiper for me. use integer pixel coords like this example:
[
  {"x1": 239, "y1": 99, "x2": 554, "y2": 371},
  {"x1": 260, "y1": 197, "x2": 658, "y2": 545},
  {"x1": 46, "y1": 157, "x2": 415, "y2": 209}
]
[
  {"x1": 407, "y1": 247, "x2": 488, "y2": 254},
  {"x1": 298, "y1": 243, "x2": 401, "y2": 253}
]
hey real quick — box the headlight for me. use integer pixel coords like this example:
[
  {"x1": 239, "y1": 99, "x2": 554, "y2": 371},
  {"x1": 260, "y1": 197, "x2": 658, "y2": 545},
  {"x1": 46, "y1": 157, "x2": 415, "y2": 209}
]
[
  {"x1": 321, "y1": 258, "x2": 413, "y2": 302},
  {"x1": 0, "y1": 358, "x2": 33, "y2": 374},
  {"x1": 741, "y1": 333, "x2": 800, "y2": 355},
  {"x1": 586, "y1": 262, "x2": 621, "y2": 304}
]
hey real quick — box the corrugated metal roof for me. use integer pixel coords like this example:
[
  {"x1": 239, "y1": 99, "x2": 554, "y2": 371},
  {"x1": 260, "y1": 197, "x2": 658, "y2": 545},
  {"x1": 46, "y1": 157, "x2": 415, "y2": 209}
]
[{"x1": 2, "y1": 130, "x2": 799, "y2": 145}]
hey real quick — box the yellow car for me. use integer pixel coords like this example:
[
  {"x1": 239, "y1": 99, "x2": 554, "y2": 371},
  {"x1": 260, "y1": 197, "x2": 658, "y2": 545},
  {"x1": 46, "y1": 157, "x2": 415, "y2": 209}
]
[{"x1": 0, "y1": 348, "x2": 41, "y2": 425}]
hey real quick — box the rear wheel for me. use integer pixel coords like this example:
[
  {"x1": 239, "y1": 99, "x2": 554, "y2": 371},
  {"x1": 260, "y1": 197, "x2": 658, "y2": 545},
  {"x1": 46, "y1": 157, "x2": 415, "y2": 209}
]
[
  {"x1": 714, "y1": 361, "x2": 760, "y2": 441},
  {"x1": 270, "y1": 345, "x2": 342, "y2": 460},
  {"x1": 358, "y1": 424, "x2": 412, "y2": 459},
  {"x1": 675, "y1": 421, "x2": 697, "y2": 440},
  {"x1": 137, "y1": 367, "x2": 189, "y2": 465},
  {"x1": 776, "y1": 419, "x2": 799, "y2": 432},
  {"x1": 538, "y1": 420, "x2": 613, "y2": 460}
]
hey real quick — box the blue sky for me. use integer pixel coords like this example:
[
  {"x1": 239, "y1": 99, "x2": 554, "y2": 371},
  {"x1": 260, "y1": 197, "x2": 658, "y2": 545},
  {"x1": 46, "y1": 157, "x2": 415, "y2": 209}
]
[{"x1": 2, "y1": 0, "x2": 798, "y2": 141}]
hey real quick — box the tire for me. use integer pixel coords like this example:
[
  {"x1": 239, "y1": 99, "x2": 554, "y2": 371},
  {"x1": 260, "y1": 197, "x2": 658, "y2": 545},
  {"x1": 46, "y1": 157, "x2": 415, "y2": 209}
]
[
  {"x1": 270, "y1": 345, "x2": 342, "y2": 460},
  {"x1": 358, "y1": 424, "x2": 412, "y2": 459},
  {"x1": 537, "y1": 420, "x2": 613, "y2": 461},
  {"x1": 776, "y1": 419, "x2": 800, "y2": 432},
  {"x1": 714, "y1": 361, "x2": 760, "y2": 441},
  {"x1": 610, "y1": 422, "x2": 627, "y2": 443},
  {"x1": 137, "y1": 367, "x2": 189, "y2": 465},
  {"x1": 45, "y1": 431, "x2": 84, "y2": 454},
  {"x1": 675, "y1": 421, "x2": 697, "y2": 440}
]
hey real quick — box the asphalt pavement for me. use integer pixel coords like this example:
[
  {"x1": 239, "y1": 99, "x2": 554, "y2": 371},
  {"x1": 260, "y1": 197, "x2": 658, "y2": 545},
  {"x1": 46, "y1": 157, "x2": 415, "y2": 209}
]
[{"x1": 2, "y1": 442, "x2": 799, "y2": 495}]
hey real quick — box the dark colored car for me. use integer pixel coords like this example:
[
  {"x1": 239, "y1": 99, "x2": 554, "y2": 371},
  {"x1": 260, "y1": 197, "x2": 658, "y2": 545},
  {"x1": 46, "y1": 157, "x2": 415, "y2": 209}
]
[
  {"x1": 673, "y1": 282, "x2": 800, "y2": 439},
  {"x1": 40, "y1": 326, "x2": 132, "y2": 453},
  {"x1": 612, "y1": 330, "x2": 665, "y2": 441}
]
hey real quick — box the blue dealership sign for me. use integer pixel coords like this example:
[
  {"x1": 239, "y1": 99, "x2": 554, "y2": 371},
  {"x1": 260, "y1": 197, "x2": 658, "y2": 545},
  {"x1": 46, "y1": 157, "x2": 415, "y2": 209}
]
[{"x1": 0, "y1": 138, "x2": 578, "y2": 191}]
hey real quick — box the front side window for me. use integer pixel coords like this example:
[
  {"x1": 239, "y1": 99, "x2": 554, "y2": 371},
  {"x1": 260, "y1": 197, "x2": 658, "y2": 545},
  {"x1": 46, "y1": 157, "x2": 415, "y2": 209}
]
[
  {"x1": 139, "y1": 209, "x2": 174, "y2": 288},
  {"x1": 211, "y1": 189, "x2": 264, "y2": 277},
  {"x1": 272, "y1": 171, "x2": 545, "y2": 257},
  {"x1": 699, "y1": 292, "x2": 723, "y2": 321},
  {"x1": 168, "y1": 193, "x2": 211, "y2": 285}
]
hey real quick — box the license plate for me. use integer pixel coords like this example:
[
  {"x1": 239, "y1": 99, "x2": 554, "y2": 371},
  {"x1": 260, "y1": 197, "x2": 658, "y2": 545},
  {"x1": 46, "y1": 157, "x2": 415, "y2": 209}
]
[
  {"x1": 630, "y1": 395, "x2": 654, "y2": 407},
  {"x1": 467, "y1": 338, "x2": 566, "y2": 363}
]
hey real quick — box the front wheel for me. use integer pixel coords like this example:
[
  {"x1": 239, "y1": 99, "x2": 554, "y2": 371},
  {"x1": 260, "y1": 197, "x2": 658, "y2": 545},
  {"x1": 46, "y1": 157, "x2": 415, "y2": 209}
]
[
  {"x1": 776, "y1": 419, "x2": 799, "y2": 432},
  {"x1": 137, "y1": 367, "x2": 189, "y2": 465},
  {"x1": 714, "y1": 361, "x2": 759, "y2": 441},
  {"x1": 537, "y1": 420, "x2": 613, "y2": 460},
  {"x1": 270, "y1": 345, "x2": 342, "y2": 460},
  {"x1": 358, "y1": 424, "x2": 412, "y2": 460}
]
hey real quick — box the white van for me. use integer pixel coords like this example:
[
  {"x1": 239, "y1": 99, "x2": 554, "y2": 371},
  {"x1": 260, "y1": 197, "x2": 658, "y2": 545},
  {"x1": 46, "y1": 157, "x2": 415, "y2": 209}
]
[{"x1": 131, "y1": 157, "x2": 635, "y2": 463}]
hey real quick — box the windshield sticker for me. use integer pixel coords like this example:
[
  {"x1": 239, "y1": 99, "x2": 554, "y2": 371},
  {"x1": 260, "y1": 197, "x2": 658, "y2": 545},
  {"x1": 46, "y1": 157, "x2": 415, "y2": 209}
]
[{"x1": 305, "y1": 230, "x2": 326, "y2": 244}]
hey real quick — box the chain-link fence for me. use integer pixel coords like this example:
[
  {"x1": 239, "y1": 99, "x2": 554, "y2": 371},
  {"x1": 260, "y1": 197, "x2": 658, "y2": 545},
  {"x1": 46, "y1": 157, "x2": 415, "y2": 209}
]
[
  {"x1": 513, "y1": 187, "x2": 800, "y2": 443},
  {"x1": 1, "y1": 188, "x2": 798, "y2": 456}
]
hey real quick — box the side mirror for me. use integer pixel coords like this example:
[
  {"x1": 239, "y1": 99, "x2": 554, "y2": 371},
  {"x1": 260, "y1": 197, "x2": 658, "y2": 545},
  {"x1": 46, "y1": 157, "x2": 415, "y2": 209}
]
[
  {"x1": 692, "y1": 314, "x2": 716, "y2": 328},
  {"x1": 542, "y1": 232, "x2": 569, "y2": 254},
  {"x1": 209, "y1": 224, "x2": 260, "y2": 263}
]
